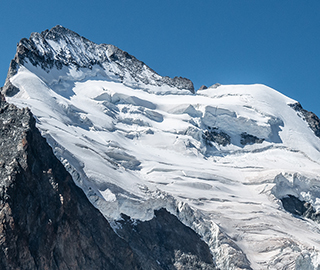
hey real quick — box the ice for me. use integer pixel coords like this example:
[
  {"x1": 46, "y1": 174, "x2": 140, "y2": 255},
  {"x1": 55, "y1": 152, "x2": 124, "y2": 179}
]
[{"x1": 5, "y1": 31, "x2": 320, "y2": 269}]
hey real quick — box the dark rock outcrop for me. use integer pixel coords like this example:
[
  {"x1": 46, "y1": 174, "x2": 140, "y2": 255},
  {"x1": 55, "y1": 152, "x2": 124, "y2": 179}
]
[
  {"x1": 289, "y1": 102, "x2": 320, "y2": 138},
  {"x1": 203, "y1": 127, "x2": 231, "y2": 146},
  {"x1": 1, "y1": 81, "x2": 19, "y2": 97},
  {"x1": 116, "y1": 208, "x2": 216, "y2": 270},
  {"x1": 281, "y1": 195, "x2": 320, "y2": 223},
  {"x1": 198, "y1": 85, "x2": 208, "y2": 90},
  {"x1": 240, "y1": 132, "x2": 264, "y2": 145}
]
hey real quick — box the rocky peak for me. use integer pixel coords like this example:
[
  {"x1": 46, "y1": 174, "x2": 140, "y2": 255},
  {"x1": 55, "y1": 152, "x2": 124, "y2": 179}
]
[
  {"x1": 4, "y1": 25, "x2": 194, "y2": 93},
  {"x1": 40, "y1": 25, "x2": 86, "y2": 41}
]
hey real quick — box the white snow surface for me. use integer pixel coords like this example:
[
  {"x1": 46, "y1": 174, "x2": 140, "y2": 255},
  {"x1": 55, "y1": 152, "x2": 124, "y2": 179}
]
[{"x1": 6, "y1": 54, "x2": 320, "y2": 269}]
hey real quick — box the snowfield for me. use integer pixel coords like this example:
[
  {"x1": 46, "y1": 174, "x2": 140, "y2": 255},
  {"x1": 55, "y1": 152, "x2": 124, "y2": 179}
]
[{"x1": 4, "y1": 26, "x2": 320, "y2": 269}]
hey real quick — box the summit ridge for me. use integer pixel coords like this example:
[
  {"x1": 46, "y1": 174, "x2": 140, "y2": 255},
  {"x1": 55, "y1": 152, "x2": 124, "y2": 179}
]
[{"x1": 3, "y1": 25, "x2": 194, "y2": 97}]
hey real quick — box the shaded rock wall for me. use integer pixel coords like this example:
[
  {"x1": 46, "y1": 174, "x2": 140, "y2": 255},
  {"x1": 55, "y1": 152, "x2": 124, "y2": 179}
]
[{"x1": 116, "y1": 208, "x2": 216, "y2": 270}]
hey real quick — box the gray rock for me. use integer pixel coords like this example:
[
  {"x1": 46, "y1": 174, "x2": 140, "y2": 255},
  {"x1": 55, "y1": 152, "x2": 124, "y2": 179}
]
[
  {"x1": 203, "y1": 127, "x2": 231, "y2": 146},
  {"x1": 198, "y1": 85, "x2": 208, "y2": 90},
  {"x1": 240, "y1": 132, "x2": 264, "y2": 145},
  {"x1": 281, "y1": 195, "x2": 320, "y2": 223},
  {"x1": 289, "y1": 102, "x2": 320, "y2": 138},
  {"x1": 116, "y1": 208, "x2": 216, "y2": 270},
  {"x1": 1, "y1": 81, "x2": 20, "y2": 97},
  {"x1": 209, "y1": 83, "x2": 221, "y2": 89}
]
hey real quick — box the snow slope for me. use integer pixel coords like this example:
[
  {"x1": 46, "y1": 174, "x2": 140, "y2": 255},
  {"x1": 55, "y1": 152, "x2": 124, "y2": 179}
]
[{"x1": 3, "y1": 26, "x2": 320, "y2": 269}]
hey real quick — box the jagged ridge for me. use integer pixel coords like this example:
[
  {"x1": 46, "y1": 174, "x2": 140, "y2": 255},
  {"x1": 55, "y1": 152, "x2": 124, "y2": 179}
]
[{"x1": 2, "y1": 25, "x2": 194, "y2": 96}]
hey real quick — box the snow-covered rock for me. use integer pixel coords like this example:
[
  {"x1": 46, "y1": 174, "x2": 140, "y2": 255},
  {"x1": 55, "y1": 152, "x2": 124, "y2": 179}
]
[{"x1": 3, "y1": 25, "x2": 320, "y2": 269}]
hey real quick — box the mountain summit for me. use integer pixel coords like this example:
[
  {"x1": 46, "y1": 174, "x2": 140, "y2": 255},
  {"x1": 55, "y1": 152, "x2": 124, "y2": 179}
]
[
  {"x1": 3, "y1": 25, "x2": 194, "y2": 97},
  {"x1": 2, "y1": 26, "x2": 320, "y2": 269}
]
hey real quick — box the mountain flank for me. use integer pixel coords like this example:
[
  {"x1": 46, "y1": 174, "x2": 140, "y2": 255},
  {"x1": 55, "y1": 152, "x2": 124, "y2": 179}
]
[
  {"x1": 0, "y1": 91, "x2": 215, "y2": 269},
  {"x1": 3, "y1": 25, "x2": 320, "y2": 269}
]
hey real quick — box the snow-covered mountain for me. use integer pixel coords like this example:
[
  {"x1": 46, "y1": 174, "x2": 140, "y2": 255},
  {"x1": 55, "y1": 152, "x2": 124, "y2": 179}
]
[{"x1": 3, "y1": 25, "x2": 320, "y2": 269}]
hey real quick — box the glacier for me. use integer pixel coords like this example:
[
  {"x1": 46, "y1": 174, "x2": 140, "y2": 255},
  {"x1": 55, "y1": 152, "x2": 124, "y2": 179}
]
[{"x1": 2, "y1": 25, "x2": 320, "y2": 269}]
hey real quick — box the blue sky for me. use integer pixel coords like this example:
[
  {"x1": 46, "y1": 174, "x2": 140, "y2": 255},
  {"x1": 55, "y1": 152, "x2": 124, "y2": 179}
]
[{"x1": 1, "y1": 1, "x2": 320, "y2": 116}]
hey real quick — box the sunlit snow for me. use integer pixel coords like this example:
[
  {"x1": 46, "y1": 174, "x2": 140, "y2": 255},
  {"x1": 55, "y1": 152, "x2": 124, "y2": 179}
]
[{"x1": 6, "y1": 41, "x2": 320, "y2": 269}]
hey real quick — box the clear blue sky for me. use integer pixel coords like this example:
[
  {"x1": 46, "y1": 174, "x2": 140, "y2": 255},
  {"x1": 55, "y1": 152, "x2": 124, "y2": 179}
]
[{"x1": 1, "y1": 1, "x2": 320, "y2": 116}]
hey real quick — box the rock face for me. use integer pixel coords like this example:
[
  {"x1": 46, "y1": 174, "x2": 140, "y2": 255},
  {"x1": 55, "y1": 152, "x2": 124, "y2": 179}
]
[
  {"x1": 198, "y1": 85, "x2": 208, "y2": 90},
  {"x1": 289, "y1": 102, "x2": 320, "y2": 138},
  {"x1": 240, "y1": 132, "x2": 264, "y2": 146},
  {"x1": 0, "y1": 93, "x2": 215, "y2": 269},
  {"x1": 203, "y1": 127, "x2": 231, "y2": 146},
  {"x1": 281, "y1": 195, "x2": 320, "y2": 223},
  {"x1": 116, "y1": 208, "x2": 215, "y2": 270}
]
